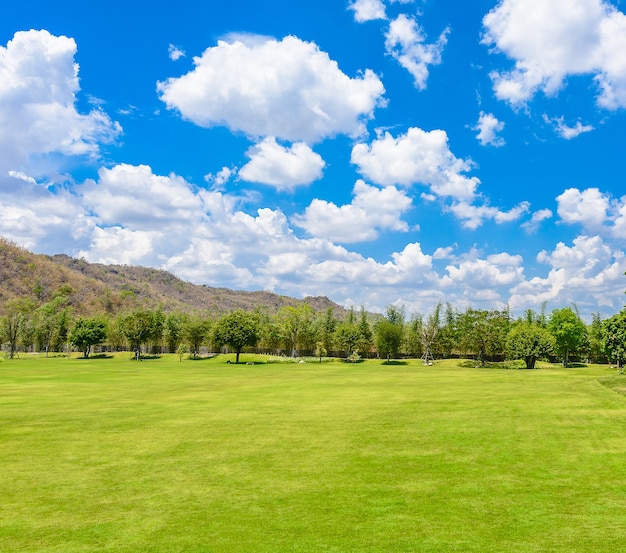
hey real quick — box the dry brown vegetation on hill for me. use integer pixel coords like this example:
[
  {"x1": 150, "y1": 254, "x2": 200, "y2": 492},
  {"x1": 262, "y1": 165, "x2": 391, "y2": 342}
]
[{"x1": 0, "y1": 239, "x2": 344, "y2": 317}]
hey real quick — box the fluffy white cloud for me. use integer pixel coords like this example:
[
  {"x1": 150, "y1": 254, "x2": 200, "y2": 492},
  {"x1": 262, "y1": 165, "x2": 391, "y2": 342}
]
[
  {"x1": 510, "y1": 235, "x2": 626, "y2": 312},
  {"x1": 292, "y1": 179, "x2": 411, "y2": 242},
  {"x1": 0, "y1": 30, "x2": 121, "y2": 176},
  {"x1": 448, "y1": 201, "x2": 530, "y2": 229},
  {"x1": 556, "y1": 187, "x2": 610, "y2": 229},
  {"x1": 238, "y1": 137, "x2": 325, "y2": 190},
  {"x1": 482, "y1": 0, "x2": 626, "y2": 109},
  {"x1": 444, "y1": 252, "x2": 524, "y2": 295},
  {"x1": 385, "y1": 14, "x2": 449, "y2": 90},
  {"x1": 474, "y1": 112, "x2": 505, "y2": 146},
  {"x1": 351, "y1": 127, "x2": 480, "y2": 200},
  {"x1": 349, "y1": 0, "x2": 387, "y2": 22},
  {"x1": 81, "y1": 164, "x2": 202, "y2": 229},
  {"x1": 157, "y1": 35, "x2": 385, "y2": 143}
]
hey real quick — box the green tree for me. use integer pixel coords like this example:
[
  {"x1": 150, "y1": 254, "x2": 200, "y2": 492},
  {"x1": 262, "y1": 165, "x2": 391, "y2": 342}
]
[
  {"x1": 118, "y1": 308, "x2": 164, "y2": 360},
  {"x1": 506, "y1": 322, "x2": 555, "y2": 369},
  {"x1": 586, "y1": 312, "x2": 606, "y2": 363},
  {"x1": 548, "y1": 306, "x2": 587, "y2": 368},
  {"x1": 33, "y1": 296, "x2": 71, "y2": 356},
  {"x1": 277, "y1": 304, "x2": 314, "y2": 357},
  {"x1": 335, "y1": 308, "x2": 360, "y2": 357},
  {"x1": 356, "y1": 306, "x2": 374, "y2": 357},
  {"x1": 69, "y1": 318, "x2": 107, "y2": 358},
  {"x1": 212, "y1": 309, "x2": 261, "y2": 364},
  {"x1": 1, "y1": 298, "x2": 35, "y2": 358},
  {"x1": 375, "y1": 305, "x2": 405, "y2": 363},
  {"x1": 163, "y1": 312, "x2": 188, "y2": 353},
  {"x1": 458, "y1": 308, "x2": 510, "y2": 366},
  {"x1": 314, "y1": 307, "x2": 337, "y2": 357},
  {"x1": 603, "y1": 308, "x2": 626, "y2": 370},
  {"x1": 184, "y1": 315, "x2": 212, "y2": 358}
]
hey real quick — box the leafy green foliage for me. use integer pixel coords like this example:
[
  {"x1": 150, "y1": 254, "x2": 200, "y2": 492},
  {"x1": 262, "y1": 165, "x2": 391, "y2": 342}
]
[
  {"x1": 603, "y1": 308, "x2": 626, "y2": 370},
  {"x1": 69, "y1": 317, "x2": 107, "y2": 358},
  {"x1": 212, "y1": 309, "x2": 261, "y2": 363},
  {"x1": 506, "y1": 322, "x2": 555, "y2": 369},
  {"x1": 548, "y1": 307, "x2": 587, "y2": 367}
]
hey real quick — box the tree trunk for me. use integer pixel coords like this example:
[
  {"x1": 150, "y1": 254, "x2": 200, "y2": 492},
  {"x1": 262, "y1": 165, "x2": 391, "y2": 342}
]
[
  {"x1": 235, "y1": 350, "x2": 241, "y2": 364},
  {"x1": 525, "y1": 356, "x2": 536, "y2": 369}
]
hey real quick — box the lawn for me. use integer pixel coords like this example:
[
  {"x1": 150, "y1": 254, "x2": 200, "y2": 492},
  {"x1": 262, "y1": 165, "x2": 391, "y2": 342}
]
[{"x1": 1, "y1": 354, "x2": 625, "y2": 552}]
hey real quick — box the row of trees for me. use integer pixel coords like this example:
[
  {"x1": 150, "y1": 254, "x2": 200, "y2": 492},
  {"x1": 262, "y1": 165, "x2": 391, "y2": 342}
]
[{"x1": 1, "y1": 293, "x2": 625, "y2": 368}]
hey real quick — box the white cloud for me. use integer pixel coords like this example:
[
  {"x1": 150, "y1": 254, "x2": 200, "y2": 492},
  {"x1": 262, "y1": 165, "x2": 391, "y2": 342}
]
[
  {"x1": 0, "y1": 30, "x2": 121, "y2": 176},
  {"x1": 349, "y1": 0, "x2": 387, "y2": 22},
  {"x1": 474, "y1": 111, "x2": 505, "y2": 146},
  {"x1": 351, "y1": 127, "x2": 480, "y2": 201},
  {"x1": 482, "y1": 0, "x2": 626, "y2": 109},
  {"x1": 204, "y1": 166, "x2": 234, "y2": 189},
  {"x1": 385, "y1": 14, "x2": 449, "y2": 90},
  {"x1": 292, "y1": 179, "x2": 411, "y2": 242},
  {"x1": 81, "y1": 164, "x2": 202, "y2": 230},
  {"x1": 544, "y1": 115, "x2": 595, "y2": 139},
  {"x1": 522, "y1": 208, "x2": 553, "y2": 234},
  {"x1": 157, "y1": 35, "x2": 385, "y2": 143},
  {"x1": 556, "y1": 187, "x2": 610, "y2": 229},
  {"x1": 510, "y1": 235, "x2": 626, "y2": 312},
  {"x1": 168, "y1": 44, "x2": 185, "y2": 61},
  {"x1": 448, "y1": 200, "x2": 530, "y2": 230},
  {"x1": 238, "y1": 137, "x2": 325, "y2": 190},
  {"x1": 445, "y1": 252, "x2": 524, "y2": 289}
]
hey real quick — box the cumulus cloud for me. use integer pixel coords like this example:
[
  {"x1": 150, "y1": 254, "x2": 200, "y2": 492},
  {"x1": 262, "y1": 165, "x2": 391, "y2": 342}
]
[
  {"x1": 238, "y1": 137, "x2": 325, "y2": 190},
  {"x1": 510, "y1": 235, "x2": 626, "y2": 312},
  {"x1": 292, "y1": 179, "x2": 412, "y2": 242},
  {"x1": 157, "y1": 35, "x2": 385, "y2": 143},
  {"x1": 0, "y1": 30, "x2": 121, "y2": 176},
  {"x1": 474, "y1": 111, "x2": 505, "y2": 146},
  {"x1": 349, "y1": 0, "x2": 387, "y2": 22},
  {"x1": 445, "y1": 252, "x2": 524, "y2": 291},
  {"x1": 556, "y1": 187, "x2": 610, "y2": 229},
  {"x1": 385, "y1": 14, "x2": 449, "y2": 90},
  {"x1": 482, "y1": 0, "x2": 626, "y2": 109},
  {"x1": 351, "y1": 127, "x2": 480, "y2": 201}
]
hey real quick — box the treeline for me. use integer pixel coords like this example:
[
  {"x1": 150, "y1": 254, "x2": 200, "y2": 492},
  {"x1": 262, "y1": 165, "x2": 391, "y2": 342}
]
[{"x1": 1, "y1": 291, "x2": 625, "y2": 368}]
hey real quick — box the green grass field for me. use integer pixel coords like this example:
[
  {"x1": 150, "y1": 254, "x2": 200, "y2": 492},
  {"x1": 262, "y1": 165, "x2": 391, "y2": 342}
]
[{"x1": 1, "y1": 354, "x2": 626, "y2": 552}]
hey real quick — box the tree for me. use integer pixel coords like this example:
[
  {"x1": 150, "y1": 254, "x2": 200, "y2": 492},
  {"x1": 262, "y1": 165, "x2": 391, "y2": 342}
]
[
  {"x1": 0, "y1": 298, "x2": 35, "y2": 359},
  {"x1": 548, "y1": 306, "x2": 587, "y2": 368},
  {"x1": 586, "y1": 312, "x2": 606, "y2": 363},
  {"x1": 506, "y1": 323, "x2": 555, "y2": 369},
  {"x1": 335, "y1": 308, "x2": 360, "y2": 357},
  {"x1": 277, "y1": 304, "x2": 314, "y2": 357},
  {"x1": 118, "y1": 308, "x2": 164, "y2": 360},
  {"x1": 69, "y1": 318, "x2": 107, "y2": 358},
  {"x1": 183, "y1": 315, "x2": 212, "y2": 358},
  {"x1": 603, "y1": 309, "x2": 626, "y2": 370},
  {"x1": 375, "y1": 305, "x2": 405, "y2": 363},
  {"x1": 423, "y1": 302, "x2": 444, "y2": 363},
  {"x1": 458, "y1": 308, "x2": 510, "y2": 366},
  {"x1": 314, "y1": 307, "x2": 337, "y2": 357},
  {"x1": 212, "y1": 309, "x2": 261, "y2": 364},
  {"x1": 163, "y1": 312, "x2": 188, "y2": 353},
  {"x1": 356, "y1": 306, "x2": 374, "y2": 357},
  {"x1": 33, "y1": 296, "x2": 71, "y2": 356}
]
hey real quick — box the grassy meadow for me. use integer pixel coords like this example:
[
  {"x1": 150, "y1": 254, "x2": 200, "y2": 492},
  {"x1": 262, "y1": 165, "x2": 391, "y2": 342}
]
[{"x1": 1, "y1": 353, "x2": 626, "y2": 552}]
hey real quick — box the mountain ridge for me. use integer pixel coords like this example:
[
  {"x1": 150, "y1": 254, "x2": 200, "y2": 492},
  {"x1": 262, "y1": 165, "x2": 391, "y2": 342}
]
[{"x1": 0, "y1": 239, "x2": 346, "y2": 317}]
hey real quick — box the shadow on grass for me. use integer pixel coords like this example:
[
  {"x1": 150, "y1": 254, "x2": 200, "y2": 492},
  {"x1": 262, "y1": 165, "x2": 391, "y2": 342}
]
[
  {"x1": 75, "y1": 354, "x2": 114, "y2": 360},
  {"x1": 382, "y1": 360, "x2": 408, "y2": 366}
]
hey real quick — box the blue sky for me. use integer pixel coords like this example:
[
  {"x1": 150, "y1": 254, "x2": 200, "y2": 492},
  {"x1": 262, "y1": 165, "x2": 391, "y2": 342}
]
[{"x1": 2, "y1": 0, "x2": 626, "y2": 320}]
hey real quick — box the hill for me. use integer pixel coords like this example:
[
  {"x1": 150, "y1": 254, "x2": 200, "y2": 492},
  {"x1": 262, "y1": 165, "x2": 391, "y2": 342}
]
[{"x1": 0, "y1": 238, "x2": 345, "y2": 317}]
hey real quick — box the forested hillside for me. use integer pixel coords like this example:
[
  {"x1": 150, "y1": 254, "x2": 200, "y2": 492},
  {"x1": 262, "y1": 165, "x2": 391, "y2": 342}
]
[{"x1": 0, "y1": 239, "x2": 343, "y2": 317}]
